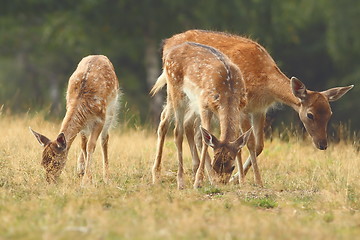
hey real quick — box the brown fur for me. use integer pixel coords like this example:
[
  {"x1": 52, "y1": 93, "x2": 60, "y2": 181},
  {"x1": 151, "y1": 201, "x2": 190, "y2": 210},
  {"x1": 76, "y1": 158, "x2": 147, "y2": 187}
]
[
  {"x1": 151, "y1": 42, "x2": 251, "y2": 189},
  {"x1": 31, "y1": 55, "x2": 120, "y2": 185},
  {"x1": 160, "y1": 30, "x2": 353, "y2": 184}
]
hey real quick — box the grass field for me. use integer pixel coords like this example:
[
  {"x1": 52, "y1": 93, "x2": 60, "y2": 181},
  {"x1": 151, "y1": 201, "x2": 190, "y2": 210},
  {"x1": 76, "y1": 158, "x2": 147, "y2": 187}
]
[{"x1": 0, "y1": 114, "x2": 359, "y2": 240}]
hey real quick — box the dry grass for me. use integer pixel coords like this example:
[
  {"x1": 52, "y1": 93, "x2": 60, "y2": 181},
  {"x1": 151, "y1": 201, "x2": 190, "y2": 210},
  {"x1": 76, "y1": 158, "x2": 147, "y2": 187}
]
[{"x1": 0, "y1": 113, "x2": 359, "y2": 240}]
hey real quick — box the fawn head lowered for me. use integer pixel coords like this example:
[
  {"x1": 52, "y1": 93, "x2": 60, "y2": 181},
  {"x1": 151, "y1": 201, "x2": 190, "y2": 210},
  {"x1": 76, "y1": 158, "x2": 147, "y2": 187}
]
[
  {"x1": 291, "y1": 77, "x2": 353, "y2": 150},
  {"x1": 30, "y1": 128, "x2": 68, "y2": 183},
  {"x1": 200, "y1": 127, "x2": 252, "y2": 184}
]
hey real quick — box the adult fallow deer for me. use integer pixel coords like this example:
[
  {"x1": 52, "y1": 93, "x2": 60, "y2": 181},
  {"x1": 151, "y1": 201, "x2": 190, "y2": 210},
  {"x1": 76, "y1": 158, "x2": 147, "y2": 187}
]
[
  {"x1": 30, "y1": 55, "x2": 120, "y2": 186},
  {"x1": 151, "y1": 42, "x2": 252, "y2": 189},
  {"x1": 162, "y1": 30, "x2": 354, "y2": 184}
]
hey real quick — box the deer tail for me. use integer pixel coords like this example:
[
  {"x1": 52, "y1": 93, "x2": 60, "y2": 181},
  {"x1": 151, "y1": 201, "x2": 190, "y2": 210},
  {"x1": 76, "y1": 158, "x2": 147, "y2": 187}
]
[{"x1": 150, "y1": 71, "x2": 167, "y2": 96}]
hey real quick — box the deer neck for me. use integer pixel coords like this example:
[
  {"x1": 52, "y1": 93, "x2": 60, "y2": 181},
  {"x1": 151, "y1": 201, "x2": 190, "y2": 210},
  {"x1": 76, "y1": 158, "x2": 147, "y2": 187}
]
[
  {"x1": 59, "y1": 105, "x2": 87, "y2": 147},
  {"x1": 218, "y1": 104, "x2": 241, "y2": 142},
  {"x1": 267, "y1": 71, "x2": 301, "y2": 112}
]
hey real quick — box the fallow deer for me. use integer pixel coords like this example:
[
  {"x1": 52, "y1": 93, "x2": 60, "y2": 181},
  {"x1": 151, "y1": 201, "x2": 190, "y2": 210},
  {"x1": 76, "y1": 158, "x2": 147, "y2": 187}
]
[
  {"x1": 30, "y1": 55, "x2": 120, "y2": 186},
  {"x1": 151, "y1": 42, "x2": 252, "y2": 189},
  {"x1": 162, "y1": 30, "x2": 354, "y2": 184}
]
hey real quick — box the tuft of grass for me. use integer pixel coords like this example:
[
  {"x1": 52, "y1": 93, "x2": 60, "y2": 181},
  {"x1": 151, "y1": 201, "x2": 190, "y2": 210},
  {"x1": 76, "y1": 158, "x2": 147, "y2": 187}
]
[
  {"x1": 323, "y1": 211, "x2": 335, "y2": 223},
  {"x1": 202, "y1": 186, "x2": 223, "y2": 195},
  {"x1": 243, "y1": 195, "x2": 278, "y2": 209}
]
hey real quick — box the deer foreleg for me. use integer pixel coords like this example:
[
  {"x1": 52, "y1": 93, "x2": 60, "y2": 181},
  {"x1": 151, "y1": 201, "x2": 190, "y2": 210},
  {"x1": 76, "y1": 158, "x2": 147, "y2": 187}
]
[
  {"x1": 77, "y1": 132, "x2": 88, "y2": 177},
  {"x1": 194, "y1": 110, "x2": 212, "y2": 189},
  {"x1": 243, "y1": 113, "x2": 265, "y2": 175},
  {"x1": 234, "y1": 149, "x2": 245, "y2": 184}
]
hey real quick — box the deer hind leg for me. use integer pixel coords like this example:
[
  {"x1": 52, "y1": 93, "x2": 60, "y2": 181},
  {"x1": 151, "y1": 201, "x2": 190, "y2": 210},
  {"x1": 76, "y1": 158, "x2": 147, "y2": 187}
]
[
  {"x1": 100, "y1": 114, "x2": 115, "y2": 184},
  {"x1": 184, "y1": 110, "x2": 200, "y2": 175},
  {"x1": 174, "y1": 104, "x2": 186, "y2": 190},
  {"x1": 152, "y1": 104, "x2": 171, "y2": 184},
  {"x1": 81, "y1": 121, "x2": 105, "y2": 187},
  {"x1": 194, "y1": 110, "x2": 213, "y2": 189},
  {"x1": 100, "y1": 131, "x2": 110, "y2": 184},
  {"x1": 77, "y1": 132, "x2": 88, "y2": 177},
  {"x1": 100, "y1": 98, "x2": 119, "y2": 184}
]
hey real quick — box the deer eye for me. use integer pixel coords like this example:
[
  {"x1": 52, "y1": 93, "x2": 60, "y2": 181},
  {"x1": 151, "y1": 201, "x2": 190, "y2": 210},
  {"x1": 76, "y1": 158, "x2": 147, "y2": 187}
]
[{"x1": 307, "y1": 113, "x2": 314, "y2": 120}]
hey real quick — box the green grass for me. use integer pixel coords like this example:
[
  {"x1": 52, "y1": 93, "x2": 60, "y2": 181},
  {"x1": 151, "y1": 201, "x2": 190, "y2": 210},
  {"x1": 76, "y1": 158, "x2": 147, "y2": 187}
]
[{"x1": 0, "y1": 114, "x2": 359, "y2": 239}]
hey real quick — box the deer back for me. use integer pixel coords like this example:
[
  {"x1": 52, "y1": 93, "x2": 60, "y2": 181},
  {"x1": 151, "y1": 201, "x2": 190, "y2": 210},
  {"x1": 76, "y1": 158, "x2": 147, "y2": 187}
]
[
  {"x1": 162, "y1": 30, "x2": 287, "y2": 112},
  {"x1": 164, "y1": 42, "x2": 246, "y2": 123}
]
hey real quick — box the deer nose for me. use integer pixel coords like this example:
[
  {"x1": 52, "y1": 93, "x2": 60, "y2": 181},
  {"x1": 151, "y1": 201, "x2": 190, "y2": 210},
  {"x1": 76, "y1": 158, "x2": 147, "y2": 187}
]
[
  {"x1": 319, "y1": 145, "x2": 327, "y2": 150},
  {"x1": 318, "y1": 141, "x2": 327, "y2": 150}
]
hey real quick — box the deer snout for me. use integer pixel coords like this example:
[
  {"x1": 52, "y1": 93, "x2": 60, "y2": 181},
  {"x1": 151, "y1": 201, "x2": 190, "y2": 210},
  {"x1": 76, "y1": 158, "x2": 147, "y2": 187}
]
[
  {"x1": 45, "y1": 171, "x2": 60, "y2": 184},
  {"x1": 213, "y1": 172, "x2": 233, "y2": 185},
  {"x1": 317, "y1": 140, "x2": 328, "y2": 150}
]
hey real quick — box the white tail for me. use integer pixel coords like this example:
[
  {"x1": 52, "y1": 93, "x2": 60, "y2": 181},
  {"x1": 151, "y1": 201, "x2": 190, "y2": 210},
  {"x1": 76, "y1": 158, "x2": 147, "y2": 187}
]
[
  {"x1": 150, "y1": 71, "x2": 167, "y2": 96},
  {"x1": 30, "y1": 55, "x2": 120, "y2": 185}
]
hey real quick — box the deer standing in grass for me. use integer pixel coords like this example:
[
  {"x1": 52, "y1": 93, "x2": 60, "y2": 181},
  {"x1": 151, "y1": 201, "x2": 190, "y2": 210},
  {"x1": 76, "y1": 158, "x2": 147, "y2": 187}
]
[
  {"x1": 30, "y1": 55, "x2": 120, "y2": 185},
  {"x1": 151, "y1": 42, "x2": 252, "y2": 189},
  {"x1": 162, "y1": 30, "x2": 354, "y2": 184}
]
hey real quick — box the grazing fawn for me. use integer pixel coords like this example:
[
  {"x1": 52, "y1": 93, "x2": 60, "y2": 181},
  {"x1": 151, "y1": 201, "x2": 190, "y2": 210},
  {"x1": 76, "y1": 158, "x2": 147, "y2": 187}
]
[
  {"x1": 30, "y1": 55, "x2": 120, "y2": 185},
  {"x1": 162, "y1": 30, "x2": 354, "y2": 184},
  {"x1": 151, "y1": 42, "x2": 252, "y2": 189}
]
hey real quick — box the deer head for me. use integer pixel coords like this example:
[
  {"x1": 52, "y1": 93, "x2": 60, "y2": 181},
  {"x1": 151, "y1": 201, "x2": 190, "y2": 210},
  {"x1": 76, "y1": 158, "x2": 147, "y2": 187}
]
[
  {"x1": 291, "y1": 77, "x2": 353, "y2": 150},
  {"x1": 200, "y1": 127, "x2": 252, "y2": 184},
  {"x1": 30, "y1": 128, "x2": 68, "y2": 183}
]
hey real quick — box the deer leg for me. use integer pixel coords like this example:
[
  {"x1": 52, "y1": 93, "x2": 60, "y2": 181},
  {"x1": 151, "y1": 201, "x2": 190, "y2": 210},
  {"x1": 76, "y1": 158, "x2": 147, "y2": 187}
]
[
  {"x1": 243, "y1": 113, "x2": 265, "y2": 174},
  {"x1": 234, "y1": 149, "x2": 245, "y2": 184},
  {"x1": 174, "y1": 106, "x2": 186, "y2": 190},
  {"x1": 230, "y1": 114, "x2": 252, "y2": 183},
  {"x1": 248, "y1": 148, "x2": 263, "y2": 186},
  {"x1": 77, "y1": 132, "x2": 88, "y2": 177},
  {"x1": 152, "y1": 104, "x2": 171, "y2": 184},
  {"x1": 192, "y1": 118, "x2": 216, "y2": 184},
  {"x1": 81, "y1": 122, "x2": 104, "y2": 187},
  {"x1": 232, "y1": 113, "x2": 265, "y2": 185},
  {"x1": 100, "y1": 132, "x2": 110, "y2": 184},
  {"x1": 100, "y1": 104, "x2": 117, "y2": 184},
  {"x1": 194, "y1": 110, "x2": 212, "y2": 189},
  {"x1": 184, "y1": 111, "x2": 200, "y2": 175}
]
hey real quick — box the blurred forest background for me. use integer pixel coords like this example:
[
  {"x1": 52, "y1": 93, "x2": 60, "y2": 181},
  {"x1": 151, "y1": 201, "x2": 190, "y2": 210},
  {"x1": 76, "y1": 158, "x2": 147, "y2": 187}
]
[{"x1": 0, "y1": 0, "x2": 359, "y2": 136}]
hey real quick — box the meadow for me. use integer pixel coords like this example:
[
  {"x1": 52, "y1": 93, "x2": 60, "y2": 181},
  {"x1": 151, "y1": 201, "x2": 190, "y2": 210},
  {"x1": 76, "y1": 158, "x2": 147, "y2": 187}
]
[{"x1": 0, "y1": 113, "x2": 359, "y2": 240}]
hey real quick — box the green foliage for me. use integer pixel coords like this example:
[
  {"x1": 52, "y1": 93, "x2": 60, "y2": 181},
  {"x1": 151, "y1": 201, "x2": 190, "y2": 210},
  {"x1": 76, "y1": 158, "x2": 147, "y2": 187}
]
[
  {"x1": 202, "y1": 186, "x2": 223, "y2": 195},
  {"x1": 243, "y1": 195, "x2": 278, "y2": 209},
  {"x1": 0, "y1": 0, "x2": 359, "y2": 130}
]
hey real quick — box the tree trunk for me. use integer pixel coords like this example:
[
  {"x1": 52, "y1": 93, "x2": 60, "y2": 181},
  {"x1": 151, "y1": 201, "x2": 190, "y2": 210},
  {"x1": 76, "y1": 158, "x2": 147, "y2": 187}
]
[{"x1": 49, "y1": 73, "x2": 61, "y2": 115}]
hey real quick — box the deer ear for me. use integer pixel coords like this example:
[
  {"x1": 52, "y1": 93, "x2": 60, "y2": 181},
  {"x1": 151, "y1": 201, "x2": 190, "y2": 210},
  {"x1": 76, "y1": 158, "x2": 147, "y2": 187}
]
[
  {"x1": 56, "y1": 133, "x2": 67, "y2": 151},
  {"x1": 231, "y1": 128, "x2": 252, "y2": 152},
  {"x1": 200, "y1": 126, "x2": 219, "y2": 148},
  {"x1": 291, "y1": 77, "x2": 307, "y2": 101},
  {"x1": 321, "y1": 85, "x2": 354, "y2": 102},
  {"x1": 29, "y1": 127, "x2": 51, "y2": 147}
]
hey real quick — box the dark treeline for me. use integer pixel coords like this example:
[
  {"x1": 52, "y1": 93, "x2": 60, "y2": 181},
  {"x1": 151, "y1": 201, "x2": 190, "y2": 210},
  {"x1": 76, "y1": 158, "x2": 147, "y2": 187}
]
[{"x1": 0, "y1": 0, "x2": 359, "y2": 134}]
